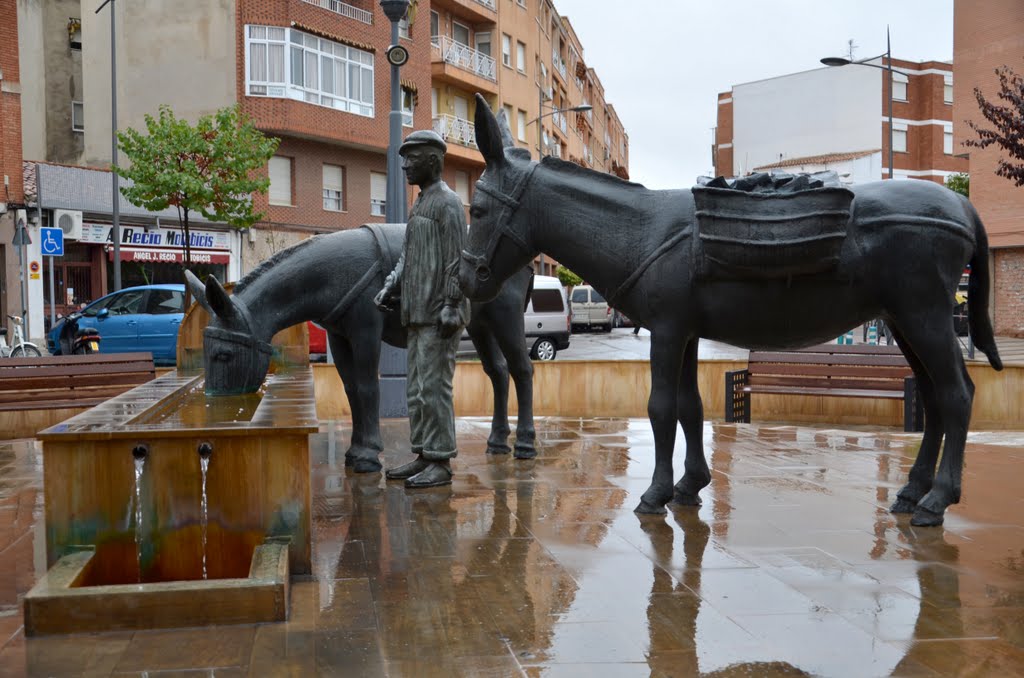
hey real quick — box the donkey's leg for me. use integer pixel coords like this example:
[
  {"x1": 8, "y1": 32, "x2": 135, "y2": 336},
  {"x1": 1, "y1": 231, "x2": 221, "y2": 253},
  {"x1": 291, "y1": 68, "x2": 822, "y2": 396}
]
[
  {"x1": 888, "y1": 327, "x2": 944, "y2": 514},
  {"x1": 470, "y1": 328, "x2": 512, "y2": 454},
  {"x1": 889, "y1": 319, "x2": 974, "y2": 526},
  {"x1": 330, "y1": 331, "x2": 384, "y2": 473},
  {"x1": 636, "y1": 333, "x2": 685, "y2": 515},
  {"x1": 490, "y1": 319, "x2": 536, "y2": 459},
  {"x1": 673, "y1": 338, "x2": 711, "y2": 506}
]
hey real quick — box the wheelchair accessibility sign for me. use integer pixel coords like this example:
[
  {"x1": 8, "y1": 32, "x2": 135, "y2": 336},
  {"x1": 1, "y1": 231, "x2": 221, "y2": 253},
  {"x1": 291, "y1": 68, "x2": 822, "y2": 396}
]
[{"x1": 41, "y1": 227, "x2": 64, "y2": 257}]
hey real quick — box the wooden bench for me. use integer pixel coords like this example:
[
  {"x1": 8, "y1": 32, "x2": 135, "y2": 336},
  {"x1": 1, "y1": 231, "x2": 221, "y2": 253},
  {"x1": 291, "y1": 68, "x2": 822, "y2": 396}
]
[
  {"x1": 725, "y1": 344, "x2": 924, "y2": 432},
  {"x1": 0, "y1": 353, "x2": 156, "y2": 438}
]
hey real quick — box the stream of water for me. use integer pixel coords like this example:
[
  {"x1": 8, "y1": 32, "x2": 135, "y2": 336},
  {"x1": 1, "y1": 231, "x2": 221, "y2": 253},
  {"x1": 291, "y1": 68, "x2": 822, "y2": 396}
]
[
  {"x1": 133, "y1": 456, "x2": 145, "y2": 582},
  {"x1": 200, "y1": 456, "x2": 210, "y2": 580}
]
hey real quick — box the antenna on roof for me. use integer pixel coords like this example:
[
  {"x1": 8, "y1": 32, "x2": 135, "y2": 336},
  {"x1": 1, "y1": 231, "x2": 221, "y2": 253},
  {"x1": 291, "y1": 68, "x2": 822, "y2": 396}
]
[{"x1": 846, "y1": 39, "x2": 858, "y2": 61}]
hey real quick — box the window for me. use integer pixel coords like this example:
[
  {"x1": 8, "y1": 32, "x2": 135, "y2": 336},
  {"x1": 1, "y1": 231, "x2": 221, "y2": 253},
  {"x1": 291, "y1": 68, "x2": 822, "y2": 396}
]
[
  {"x1": 501, "y1": 34, "x2": 511, "y2": 67},
  {"x1": 892, "y1": 71, "x2": 908, "y2": 101},
  {"x1": 431, "y1": 88, "x2": 439, "y2": 116},
  {"x1": 531, "y1": 289, "x2": 563, "y2": 313},
  {"x1": 571, "y1": 288, "x2": 587, "y2": 303},
  {"x1": 944, "y1": 76, "x2": 953, "y2": 104},
  {"x1": 145, "y1": 290, "x2": 185, "y2": 315},
  {"x1": 323, "y1": 164, "x2": 344, "y2": 211},
  {"x1": 517, "y1": 110, "x2": 527, "y2": 142},
  {"x1": 401, "y1": 87, "x2": 415, "y2": 127},
  {"x1": 517, "y1": 0, "x2": 527, "y2": 7},
  {"x1": 455, "y1": 170, "x2": 470, "y2": 205},
  {"x1": 516, "y1": 41, "x2": 526, "y2": 74},
  {"x1": 108, "y1": 290, "x2": 146, "y2": 316},
  {"x1": 72, "y1": 101, "x2": 84, "y2": 132},
  {"x1": 370, "y1": 172, "x2": 387, "y2": 217},
  {"x1": 892, "y1": 123, "x2": 907, "y2": 153},
  {"x1": 944, "y1": 126, "x2": 953, "y2": 155},
  {"x1": 399, "y1": 11, "x2": 410, "y2": 39},
  {"x1": 245, "y1": 25, "x2": 374, "y2": 117},
  {"x1": 503, "y1": 104, "x2": 514, "y2": 129},
  {"x1": 475, "y1": 32, "x2": 491, "y2": 58},
  {"x1": 269, "y1": 156, "x2": 293, "y2": 206},
  {"x1": 68, "y1": 18, "x2": 82, "y2": 50},
  {"x1": 453, "y1": 21, "x2": 470, "y2": 47},
  {"x1": 430, "y1": 11, "x2": 439, "y2": 40},
  {"x1": 591, "y1": 288, "x2": 606, "y2": 303}
]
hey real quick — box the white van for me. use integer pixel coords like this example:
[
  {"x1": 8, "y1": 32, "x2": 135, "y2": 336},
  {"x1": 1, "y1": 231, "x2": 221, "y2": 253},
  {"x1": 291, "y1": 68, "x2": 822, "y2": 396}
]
[
  {"x1": 569, "y1": 284, "x2": 611, "y2": 332},
  {"x1": 458, "y1": 275, "x2": 570, "y2": 361}
]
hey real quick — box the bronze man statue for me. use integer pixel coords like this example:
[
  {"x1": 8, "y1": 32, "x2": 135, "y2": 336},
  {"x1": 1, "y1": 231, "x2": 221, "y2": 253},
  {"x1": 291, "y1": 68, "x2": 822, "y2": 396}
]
[{"x1": 375, "y1": 130, "x2": 470, "y2": 488}]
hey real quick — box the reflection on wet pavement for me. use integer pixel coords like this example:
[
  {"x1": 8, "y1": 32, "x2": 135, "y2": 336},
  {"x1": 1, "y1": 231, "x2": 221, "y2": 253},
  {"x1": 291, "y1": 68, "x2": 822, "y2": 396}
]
[{"x1": 1, "y1": 418, "x2": 1023, "y2": 676}]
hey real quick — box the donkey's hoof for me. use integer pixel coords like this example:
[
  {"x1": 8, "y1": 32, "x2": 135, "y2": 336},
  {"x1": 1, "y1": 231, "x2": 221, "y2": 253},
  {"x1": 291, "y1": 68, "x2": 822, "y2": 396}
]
[
  {"x1": 513, "y1": 446, "x2": 537, "y2": 460},
  {"x1": 890, "y1": 497, "x2": 918, "y2": 514},
  {"x1": 487, "y1": 444, "x2": 511, "y2": 455},
  {"x1": 635, "y1": 500, "x2": 668, "y2": 515},
  {"x1": 351, "y1": 457, "x2": 383, "y2": 474},
  {"x1": 910, "y1": 506, "x2": 944, "y2": 527},
  {"x1": 672, "y1": 490, "x2": 702, "y2": 507}
]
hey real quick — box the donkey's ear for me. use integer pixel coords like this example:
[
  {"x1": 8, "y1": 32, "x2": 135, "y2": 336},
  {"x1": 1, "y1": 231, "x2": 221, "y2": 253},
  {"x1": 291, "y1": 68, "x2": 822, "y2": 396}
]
[
  {"x1": 184, "y1": 269, "x2": 214, "y2": 314},
  {"x1": 205, "y1": 275, "x2": 236, "y2": 320},
  {"x1": 474, "y1": 93, "x2": 507, "y2": 168}
]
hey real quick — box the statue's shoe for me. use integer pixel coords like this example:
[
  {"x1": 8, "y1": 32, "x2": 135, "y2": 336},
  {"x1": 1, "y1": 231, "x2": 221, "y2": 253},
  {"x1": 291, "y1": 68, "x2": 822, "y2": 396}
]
[
  {"x1": 405, "y1": 462, "x2": 453, "y2": 489},
  {"x1": 385, "y1": 457, "x2": 428, "y2": 480}
]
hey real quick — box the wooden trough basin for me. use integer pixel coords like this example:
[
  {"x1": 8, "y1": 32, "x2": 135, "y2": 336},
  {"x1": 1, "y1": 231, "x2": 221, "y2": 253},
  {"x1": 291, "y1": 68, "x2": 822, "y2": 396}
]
[{"x1": 26, "y1": 368, "x2": 317, "y2": 635}]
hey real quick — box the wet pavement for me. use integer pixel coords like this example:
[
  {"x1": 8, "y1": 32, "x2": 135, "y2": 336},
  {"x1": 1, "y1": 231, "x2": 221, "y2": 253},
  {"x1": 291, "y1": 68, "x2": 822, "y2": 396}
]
[{"x1": 0, "y1": 418, "x2": 1023, "y2": 676}]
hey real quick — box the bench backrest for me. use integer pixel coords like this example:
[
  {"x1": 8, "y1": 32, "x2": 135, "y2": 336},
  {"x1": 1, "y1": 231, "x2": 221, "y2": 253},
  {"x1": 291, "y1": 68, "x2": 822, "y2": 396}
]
[
  {"x1": 0, "y1": 353, "x2": 156, "y2": 408},
  {"x1": 747, "y1": 344, "x2": 912, "y2": 392}
]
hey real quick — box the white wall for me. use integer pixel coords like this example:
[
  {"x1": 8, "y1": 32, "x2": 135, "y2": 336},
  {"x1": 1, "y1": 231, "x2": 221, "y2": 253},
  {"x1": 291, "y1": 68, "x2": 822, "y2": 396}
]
[{"x1": 732, "y1": 65, "x2": 882, "y2": 177}]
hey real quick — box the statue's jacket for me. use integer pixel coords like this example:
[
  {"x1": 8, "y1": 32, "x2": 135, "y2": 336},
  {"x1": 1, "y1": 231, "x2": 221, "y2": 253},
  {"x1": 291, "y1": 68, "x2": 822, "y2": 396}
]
[{"x1": 397, "y1": 181, "x2": 471, "y2": 328}]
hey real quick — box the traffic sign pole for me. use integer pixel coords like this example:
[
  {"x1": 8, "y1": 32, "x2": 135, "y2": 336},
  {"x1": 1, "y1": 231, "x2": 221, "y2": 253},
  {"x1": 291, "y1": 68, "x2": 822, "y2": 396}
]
[
  {"x1": 39, "y1": 227, "x2": 65, "y2": 333},
  {"x1": 48, "y1": 256, "x2": 55, "y2": 330}
]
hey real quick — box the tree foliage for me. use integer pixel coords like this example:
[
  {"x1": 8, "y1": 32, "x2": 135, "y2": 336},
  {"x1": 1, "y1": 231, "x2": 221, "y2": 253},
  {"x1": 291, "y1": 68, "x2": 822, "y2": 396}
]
[
  {"x1": 115, "y1": 105, "x2": 279, "y2": 265},
  {"x1": 965, "y1": 66, "x2": 1024, "y2": 187},
  {"x1": 556, "y1": 265, "x2": 582, "y2": 288},
  {"x1": 945, "y1": 172, "x2": 970, "y2": 197}
]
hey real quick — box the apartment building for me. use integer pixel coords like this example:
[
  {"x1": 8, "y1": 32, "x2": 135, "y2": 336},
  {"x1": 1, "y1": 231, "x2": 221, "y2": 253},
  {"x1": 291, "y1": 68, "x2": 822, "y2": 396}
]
[
  {"x1": 714, "y1": 58, "x2": 965, "y2": 185},
  {"x1": 954, "y1": 0, "x2": 1024, "y2": 335},
  {"x1": 9, "y1": 0, "x2": 629, "y2": 330},
  {"x1": 1, "y1": 0, "x2": 26, "y2": 327}
]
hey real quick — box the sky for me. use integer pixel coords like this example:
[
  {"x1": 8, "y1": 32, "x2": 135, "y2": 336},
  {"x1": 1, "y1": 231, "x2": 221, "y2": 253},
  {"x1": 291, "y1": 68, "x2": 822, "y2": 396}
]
[{"x1": 552, "y1": 0, "x2": 955, "y2": 189}]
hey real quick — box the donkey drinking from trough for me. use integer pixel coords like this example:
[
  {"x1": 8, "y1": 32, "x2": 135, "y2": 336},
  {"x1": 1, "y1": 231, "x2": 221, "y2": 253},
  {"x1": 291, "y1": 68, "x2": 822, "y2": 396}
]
[
  {"x1": 186, "y1": 223, "x2": 537, "y2": 472},
  {"x1": 459, "y1": 95, "x2": 1003, "y2": 527}
]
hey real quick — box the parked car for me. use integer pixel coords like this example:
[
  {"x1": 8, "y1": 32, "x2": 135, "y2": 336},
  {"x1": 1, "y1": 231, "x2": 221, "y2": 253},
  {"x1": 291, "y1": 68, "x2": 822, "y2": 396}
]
[
  {"x1": 611, "y1": 309, "x2": 634, "y2": 328},
  {"x1": 570, "y1": 284, "x2": 611, "y2": 332},
  {"x1": 458, "y1": 275, "x2": 570, "y2": 361},
  {"x1": 308, "y1": 322, "x2": 328, "y2": 361},
  {"x1": 47, "y1": 284, "x2": 185, "y2": 365}
]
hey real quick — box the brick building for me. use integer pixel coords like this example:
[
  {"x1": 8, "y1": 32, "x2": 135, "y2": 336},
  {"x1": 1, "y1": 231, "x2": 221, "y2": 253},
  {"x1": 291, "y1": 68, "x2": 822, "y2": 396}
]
[
  {"x1": 9, "y1": 0, "x2": 629, "y2": 332},
  {"x1": 715, "y1": 58, "x2": 965, "y2": 185},
  {"x1": 954, "y1": 0, "x2": 1024, "y2": 335},
  {"x1": 0, "y1": 0, "x2": 25, "y2": 325}
]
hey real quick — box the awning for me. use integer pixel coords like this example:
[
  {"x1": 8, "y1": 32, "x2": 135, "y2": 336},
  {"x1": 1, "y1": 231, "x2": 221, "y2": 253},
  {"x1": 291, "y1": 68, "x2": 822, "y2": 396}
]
[{"x1": 108, "y1": 248, "x2": 231, "y2": 265}]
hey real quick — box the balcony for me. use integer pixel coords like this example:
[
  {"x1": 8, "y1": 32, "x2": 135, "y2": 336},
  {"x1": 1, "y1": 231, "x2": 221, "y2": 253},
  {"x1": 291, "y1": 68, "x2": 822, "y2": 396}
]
[
  {"x1": 300, "y1": 0, "x2": 373, "y2": 25},
  {"x1": 552, "y1": 50, "x2": 568, "y2": 83},
  {"x1": 433, "y1": 114, "x2": 485, "y2": 165},
  {"x1": 431, "y1": 36, "x2": 499, "y2": 95},
  {"x1": 430, "y1": 0, "x2": 497, "y2": 25}
]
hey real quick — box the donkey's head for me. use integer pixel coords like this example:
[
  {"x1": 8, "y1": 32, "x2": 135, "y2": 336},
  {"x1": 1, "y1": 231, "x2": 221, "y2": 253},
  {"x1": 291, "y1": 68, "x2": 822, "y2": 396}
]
[
  {"x1": 185, "y1": 270, "x2": 272, "y2": 395},
  {"x1": 460, "y1": 93, "x2": 540, "y2": 301}
]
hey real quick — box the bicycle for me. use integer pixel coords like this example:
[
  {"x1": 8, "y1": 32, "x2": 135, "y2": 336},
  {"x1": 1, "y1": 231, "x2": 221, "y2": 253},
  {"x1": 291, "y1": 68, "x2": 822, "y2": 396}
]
[{"x1": 0, "y1": 315, "x2": 43, "y2": 358}]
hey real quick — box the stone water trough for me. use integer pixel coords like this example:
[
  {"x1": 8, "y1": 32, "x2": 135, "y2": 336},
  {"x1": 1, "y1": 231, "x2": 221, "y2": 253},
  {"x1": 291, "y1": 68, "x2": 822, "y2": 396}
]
[{"x1": 24, "y1": 368, "x2": 317, "y2": 635}]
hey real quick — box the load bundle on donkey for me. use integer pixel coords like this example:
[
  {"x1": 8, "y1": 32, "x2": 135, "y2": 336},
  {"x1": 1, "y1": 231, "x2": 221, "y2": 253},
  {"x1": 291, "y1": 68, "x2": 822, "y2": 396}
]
[
  {"x1": 459, "y1": 93, "x2": 1002, "y2": 527},
  {"x1": 186, "y1": 223, "x2": 538, "y2": 473}
]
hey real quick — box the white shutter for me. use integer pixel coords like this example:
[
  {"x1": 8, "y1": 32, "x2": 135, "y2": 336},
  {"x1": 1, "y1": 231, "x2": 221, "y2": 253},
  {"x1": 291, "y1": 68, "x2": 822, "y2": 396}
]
[
  {"x1": 323, "y1": 165, "x2": 343, "y2": 192},
  {"x1": 269, "y1": 156, "x2": 292, "y2": 205},
  {"x1": 455, "y1": 170, "x2": 470, "y2": 205},
  {"x1": 370, "y1": 172, "x2": 387, "y2": 216}
]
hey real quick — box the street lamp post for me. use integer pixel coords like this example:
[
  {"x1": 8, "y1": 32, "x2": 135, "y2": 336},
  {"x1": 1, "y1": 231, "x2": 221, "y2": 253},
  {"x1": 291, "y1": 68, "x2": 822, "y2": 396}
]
[
  {"x1": 527, "y1": 96, "x2": 592, "y2": 275},
  {"x1": 821, "y1": 27, "x2": 894, "y2": 180},
  {"x1": 380, "y1": 0, "x2": 410, "y2": 224},
  {"x1": 96, "y1": 0, "x2": 121, "y2": 290}
]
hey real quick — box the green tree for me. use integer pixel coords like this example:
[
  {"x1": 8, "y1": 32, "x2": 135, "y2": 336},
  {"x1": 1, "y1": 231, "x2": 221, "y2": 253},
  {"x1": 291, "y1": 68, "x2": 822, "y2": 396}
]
[
  {"x1": 115, "y1": 105, "x2": 279, "y2": 266},
  {"x1": 556, "y1": 265, "x2": 582, "y2": 288},
  {"x1": 945, "y1": 172, "x2": 970, "y2": 197}
]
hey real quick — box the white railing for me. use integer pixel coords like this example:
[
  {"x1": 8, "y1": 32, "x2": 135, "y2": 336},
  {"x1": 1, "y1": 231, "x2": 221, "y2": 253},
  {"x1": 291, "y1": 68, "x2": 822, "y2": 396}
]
[
  {"x1": 301, "y1": 0, "x2": 373, "y2": 25},
  {"x1": 552, "y1": 110, "x2": 567, "y2": 134},
  {"x1": 433, "y1": 114, "x2": 476, "y2": 147},
  {"x1": 474, "y1": 0, "x2": 496, "y2": 9},
  {"x1": 431, "y1": 36, "x2": 497, "y2": 82},
  {"x1": 552, "y1": 50, "x2": 567, "y2": 78}
]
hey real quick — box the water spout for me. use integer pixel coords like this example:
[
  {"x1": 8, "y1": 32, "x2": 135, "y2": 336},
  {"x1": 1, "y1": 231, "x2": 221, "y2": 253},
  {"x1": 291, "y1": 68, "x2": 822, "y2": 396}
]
[
  {"x1": 199, "y1": 442, "x2": 212, "y2": 579},
  {"x1": 132, "y1": 448, "x2": 147, "y2": 582}
]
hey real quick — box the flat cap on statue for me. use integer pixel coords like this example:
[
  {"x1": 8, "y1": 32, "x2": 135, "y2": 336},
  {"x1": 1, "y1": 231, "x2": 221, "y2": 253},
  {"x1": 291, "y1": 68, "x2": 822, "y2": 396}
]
[{"x1": 400, "y1": 129, "x2": 447, "y2": 155}]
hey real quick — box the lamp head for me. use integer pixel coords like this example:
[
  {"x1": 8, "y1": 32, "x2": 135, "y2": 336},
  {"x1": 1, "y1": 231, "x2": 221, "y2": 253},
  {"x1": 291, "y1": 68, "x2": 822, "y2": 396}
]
[
  {"x1": 380, "y1": 0, "x2": 410, "y2": 23},
  {"x1": 820, "y1": 57, "x2": 852, "y2": 67}
]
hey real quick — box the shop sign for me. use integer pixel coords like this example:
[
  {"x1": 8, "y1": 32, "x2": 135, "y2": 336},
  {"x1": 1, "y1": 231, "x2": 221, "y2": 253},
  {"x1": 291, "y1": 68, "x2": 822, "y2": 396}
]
[
  {"x1": 80, "y1": 223, "x2": 232, "y2": 251},
  {"x1": 108, "y1": 248, "x2": 231, "y2": 265}
]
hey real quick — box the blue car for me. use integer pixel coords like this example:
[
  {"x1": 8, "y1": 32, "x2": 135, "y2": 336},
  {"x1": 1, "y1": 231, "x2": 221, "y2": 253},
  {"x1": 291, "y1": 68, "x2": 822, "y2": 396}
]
[{"x1": 47, "y1": 284, "x2": 186, "y2": 365}]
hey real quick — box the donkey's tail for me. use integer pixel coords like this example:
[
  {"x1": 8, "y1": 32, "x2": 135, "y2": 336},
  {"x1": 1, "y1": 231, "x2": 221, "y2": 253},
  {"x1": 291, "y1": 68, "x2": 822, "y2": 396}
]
[{"x1": 965, "y1": 197, "x2": 1003, "y2": 371}]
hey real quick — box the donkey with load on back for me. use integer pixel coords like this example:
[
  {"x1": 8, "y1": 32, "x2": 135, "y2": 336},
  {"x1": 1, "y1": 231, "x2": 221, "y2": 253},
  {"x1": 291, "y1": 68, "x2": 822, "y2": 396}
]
[
  {"x1": 187, "y1": 223, "x2": 538, "y2": 473},
  {"x1": 459, "y1": 93, "x2": 1003, "y2": 527}
]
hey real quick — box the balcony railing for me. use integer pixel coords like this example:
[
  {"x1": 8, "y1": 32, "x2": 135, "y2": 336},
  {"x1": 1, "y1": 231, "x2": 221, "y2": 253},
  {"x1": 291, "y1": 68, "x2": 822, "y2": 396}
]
[
  {"x1": 301, "y1": 0, "x2": 373, "y2": 25},
  {"x1": 431, "y1": 36, "x2": 497, "y2": 82},
  {"x1": 474, "y1": 0, "x2": 496, "y2": 9},
  {"x1": 552, "y1": 110, "x2": 567, "y2": 134},
  {"x1": 552, "y1": 50, "x2": 567, "y2": 79},
  {"x1": 433, "y1": 114, "x2": 476, "y2": 148}
]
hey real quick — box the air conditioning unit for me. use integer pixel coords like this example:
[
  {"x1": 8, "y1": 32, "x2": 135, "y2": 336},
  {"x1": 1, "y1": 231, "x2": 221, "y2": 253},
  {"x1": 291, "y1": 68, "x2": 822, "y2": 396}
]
[{"x1": 54, "y1": 209, "x2": 83, "y2": 241}]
